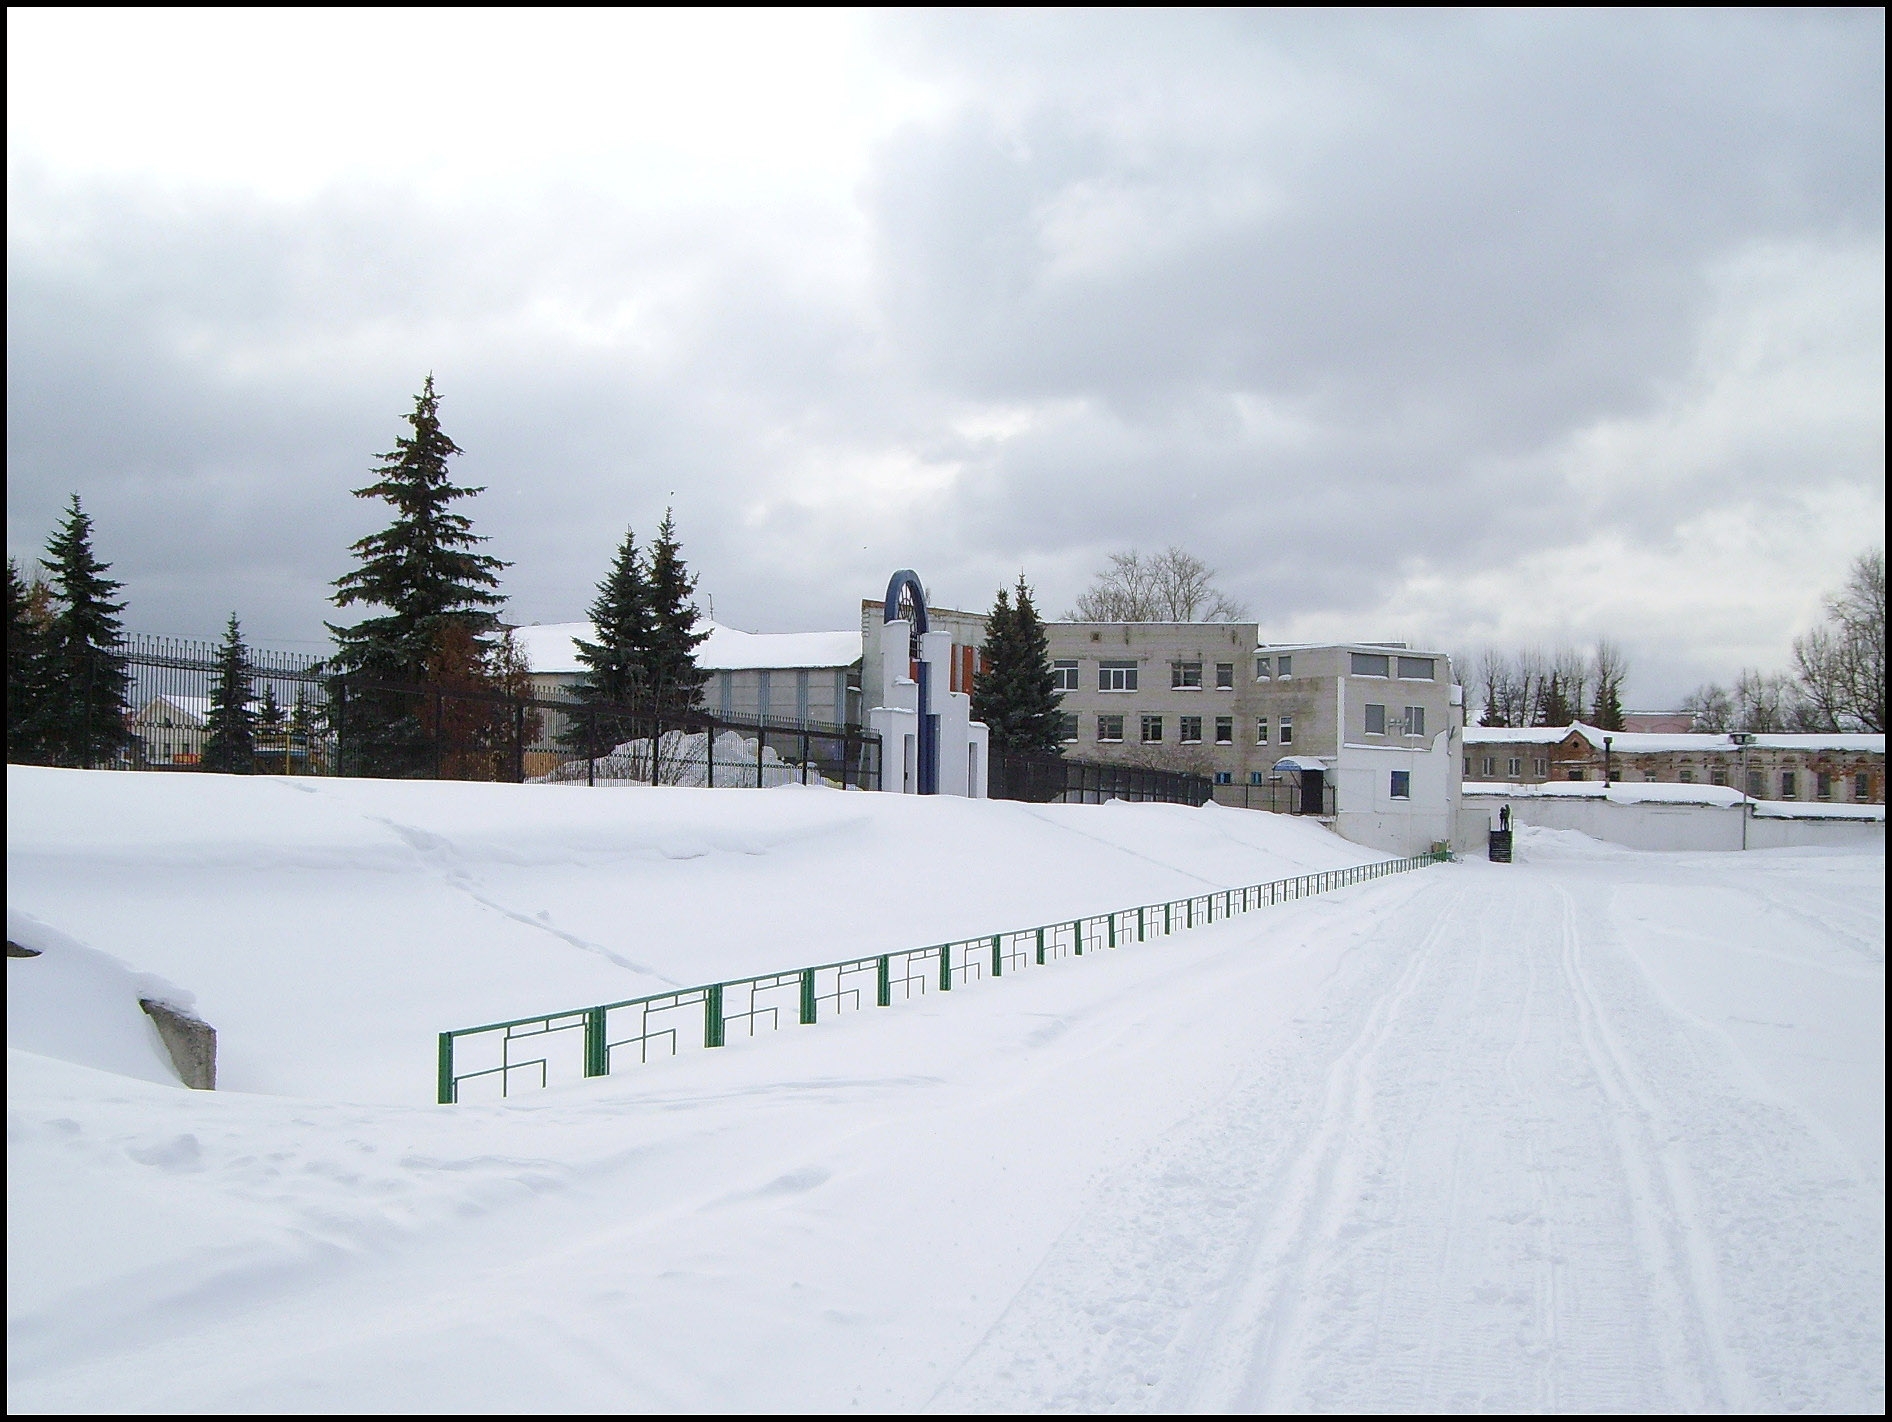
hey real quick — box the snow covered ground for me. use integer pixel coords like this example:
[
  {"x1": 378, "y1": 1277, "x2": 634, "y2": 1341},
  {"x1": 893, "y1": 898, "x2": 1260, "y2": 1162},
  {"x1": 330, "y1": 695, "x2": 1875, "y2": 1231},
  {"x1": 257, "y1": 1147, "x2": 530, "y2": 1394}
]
[{"x1": 8, "y1": 769, "x2": 1884, "y2": 1412}]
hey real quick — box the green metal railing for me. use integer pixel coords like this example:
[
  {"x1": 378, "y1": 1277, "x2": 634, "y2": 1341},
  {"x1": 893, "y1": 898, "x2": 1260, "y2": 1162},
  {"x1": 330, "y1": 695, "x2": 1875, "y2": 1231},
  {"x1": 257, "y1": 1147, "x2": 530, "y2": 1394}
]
[{"x1": 436, "y1": 849, "x2": 1450, "y2": 1103}]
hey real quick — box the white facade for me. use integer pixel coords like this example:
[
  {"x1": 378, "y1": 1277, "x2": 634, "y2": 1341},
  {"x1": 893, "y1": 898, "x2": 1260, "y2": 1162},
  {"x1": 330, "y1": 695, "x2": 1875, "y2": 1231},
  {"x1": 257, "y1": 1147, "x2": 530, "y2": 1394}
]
[
  {"x1": 866, "y1": 574, "x2": 991, "y2": 805},
  {"x1": 866, "y1": 612, "x2": 989, "y2": 799}
]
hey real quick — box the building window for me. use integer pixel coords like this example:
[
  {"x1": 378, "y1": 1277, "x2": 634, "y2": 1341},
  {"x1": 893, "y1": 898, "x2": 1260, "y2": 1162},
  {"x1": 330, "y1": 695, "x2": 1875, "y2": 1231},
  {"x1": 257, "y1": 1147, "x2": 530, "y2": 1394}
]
[
  {"x1": 1857, "y1": 773, "x2": 1870, "y2": 800},
  {"x1": 1249, "y1": 770, "x2": 1265, "y2": 785},
  {"x1": 1533, "y1": 758, "x2": 1548, "y2": 777},
  {"x1": 1215, "y1": 662, "x2": 1235, "y2": 690},
  {"x1": 1816, "y1": 772, "x2": 1832, "y2": 800},
  {"x1": 1099, "y1": 660, "x2": 1138, "y2": 692},
  {"x1": 1141, "y1": 715, "x2": 1164, "y2": 743},
  {"x1": 1097, "y1": 715, "x2": 1124, "y2": 743},
  {"x1": 1171, "y1": 661, "x2": 1203, "y2": 690},
  {"x1": 1255, "y1": 655, "x2": 1271, "y2": 679},
  {"x1": 1179, "y1": 716, "x2": 1202, "y2": 743},
  {"x1": 1405, "y1": 706, "x2": 1425, "y2": 737},
  {"x1": 1256, "y1": 718, "x2": 1269, "y2": 744},
  {"x1": 1350, "y1": 652, "x2": 1390, "y2": 677},
  {"x1": 1058, "y1": 713, "x2": 1079, "y2": 743},
  {"x1": 1482, "y1": 756, "x2": 1496, "y2": 776},
  {"x1": 1507, "y1": 757, "x2": 1522, "y2": 778},
  {"x1": 1464, "y1": 756, "x2": 1471, "y2": 775},
  {"x1": 1390, "y1": 770, "x2": 1411, "y2": 799},
  {"x1": 1279, "y1": 717, "x2": 1293, "y2": 744},
  {"x1": 1213, "y1": 771, "x2": 1232, "y2": 785},
  {"x1": 1711, "y1": 768, "x2": 1727, "y2": 786},
  {"x1": 1747, "y1": 769, "x2": 1764, "y2": 797},
  {"x1": 1679, "y1": 768, "x2": 1694, "y2": 783},
  {"x1": 1780, "y1": 770, "x2": 1797, "y2": 799},
  {"x1": 1276, "y1": 655, "x2": 1292, "y2": 678},
  {"x1": 1397, "y1": 656, "x2": 1435, "y2": 680},
  {"x1": 1567, "y1": 768, "x2": 1585, "y2": 781},
  {"x1": 1052, "y1": 660, "x2": 1079, "y2": 691},
  {"x1": 1365, "y1": 703, "x2": 1387, "y2": 735},
  {"x1": 1215, "y1": 716, "x2": 1233, "y2": 745}
]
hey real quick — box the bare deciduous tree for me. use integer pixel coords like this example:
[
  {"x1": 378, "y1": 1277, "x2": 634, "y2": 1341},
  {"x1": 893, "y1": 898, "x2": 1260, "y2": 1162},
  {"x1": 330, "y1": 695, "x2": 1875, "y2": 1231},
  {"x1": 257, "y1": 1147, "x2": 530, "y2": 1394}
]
[
  {"x1": 1067, "y1": 547, "x2": 1247, "y2": 622},
  {"x1": 1793, "y1": 548, "x2": 1884, "y2": 732}
]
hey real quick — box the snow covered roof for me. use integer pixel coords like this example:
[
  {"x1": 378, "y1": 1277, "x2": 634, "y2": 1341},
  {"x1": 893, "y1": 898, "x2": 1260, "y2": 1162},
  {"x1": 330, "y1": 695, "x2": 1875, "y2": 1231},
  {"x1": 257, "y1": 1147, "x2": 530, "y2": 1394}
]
[
  {"x1": 1464, "y1": 721, "x2": 1884, "y2": 755},
  {"x1": 1461, "y1": 780, "x2": 1885, "y2": 819},
  {"x1": 513, "y1": 621, "x2": 862, "y2": 676},
  {"x1": 1462, "y1": 726, "x2": 1569, "y2": 745}
]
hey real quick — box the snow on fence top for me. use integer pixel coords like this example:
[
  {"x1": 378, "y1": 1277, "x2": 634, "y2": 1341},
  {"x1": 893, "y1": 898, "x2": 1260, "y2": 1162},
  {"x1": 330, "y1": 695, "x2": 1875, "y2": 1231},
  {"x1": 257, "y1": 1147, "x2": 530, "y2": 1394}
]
[{"x1": 513, "y1": 620, "x2": 862, "y2": 675}]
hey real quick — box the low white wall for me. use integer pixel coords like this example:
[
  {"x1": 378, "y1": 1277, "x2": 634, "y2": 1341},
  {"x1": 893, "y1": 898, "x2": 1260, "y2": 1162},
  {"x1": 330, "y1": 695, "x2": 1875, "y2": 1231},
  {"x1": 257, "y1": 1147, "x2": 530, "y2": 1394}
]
[{"x1": 1463, "y1": 795, "x2": 1884, "y2": 853}]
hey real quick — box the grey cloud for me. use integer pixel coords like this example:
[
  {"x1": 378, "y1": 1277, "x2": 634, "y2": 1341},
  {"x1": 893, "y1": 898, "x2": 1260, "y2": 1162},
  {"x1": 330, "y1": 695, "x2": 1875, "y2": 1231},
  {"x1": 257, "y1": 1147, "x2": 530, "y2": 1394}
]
[{"x1": 5, "y1": 11, "x2": 1882, "y2": 704}]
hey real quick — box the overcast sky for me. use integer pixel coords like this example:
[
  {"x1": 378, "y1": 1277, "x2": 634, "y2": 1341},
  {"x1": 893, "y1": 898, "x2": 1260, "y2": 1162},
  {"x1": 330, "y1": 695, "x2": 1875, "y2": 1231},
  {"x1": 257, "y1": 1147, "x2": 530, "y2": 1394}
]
[{"x1": 7, "y1": 10, "x2": 1883, "y2": 704}]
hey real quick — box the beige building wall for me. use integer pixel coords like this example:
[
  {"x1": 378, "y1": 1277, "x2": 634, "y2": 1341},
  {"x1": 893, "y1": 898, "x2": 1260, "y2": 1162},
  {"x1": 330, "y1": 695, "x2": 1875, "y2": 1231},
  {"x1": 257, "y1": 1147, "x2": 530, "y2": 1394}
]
[{"x1": 1464, "y1": 727, "x2": 1885, "y2": 802}]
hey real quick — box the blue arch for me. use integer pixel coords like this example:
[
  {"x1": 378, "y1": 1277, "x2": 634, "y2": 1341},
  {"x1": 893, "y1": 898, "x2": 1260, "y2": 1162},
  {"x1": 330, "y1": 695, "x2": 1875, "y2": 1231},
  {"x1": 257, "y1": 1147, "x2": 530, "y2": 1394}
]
[
  {"x1": 882, "y1": 569, "x2": 938, "y2": 793},
  {"x1": 883, "y1": 569, "x2": 929, "y2": 634}
]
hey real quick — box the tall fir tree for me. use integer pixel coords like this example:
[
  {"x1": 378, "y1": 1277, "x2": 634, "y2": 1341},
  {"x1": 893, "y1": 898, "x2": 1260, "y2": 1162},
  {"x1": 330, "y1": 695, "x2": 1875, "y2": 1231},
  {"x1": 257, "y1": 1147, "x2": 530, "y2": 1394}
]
[
  {"x1": 255, "y1": 682, "x2": 287, "y2": 771},
  {"x1": 327, "y1": 377, "x2": 509, "y2": 773},
  {"x1": 971, "y1": 575, "x2": 1063, "y2": 755},
  {"x1": 39, "y1": 495, "x2": 130, "y2": 767},
  {"x1": 1589, "y1": 678, "x2": 1625, "y2": 732},
  {"x1": 563, "y1": 527, "x2": 655, "y2": 753},
  {"x1": 203, "y1": 613, "x2": 257, "y2": 773},
  {"x1": 7, "y1": 557, "x2": 55, "y2": 761},
  {"x1": 640, "y1": 510, "x2": 710, "y2": 718},
  {"x1": 1537, "y1": 672, "x2": 1573, "y2": 728}
]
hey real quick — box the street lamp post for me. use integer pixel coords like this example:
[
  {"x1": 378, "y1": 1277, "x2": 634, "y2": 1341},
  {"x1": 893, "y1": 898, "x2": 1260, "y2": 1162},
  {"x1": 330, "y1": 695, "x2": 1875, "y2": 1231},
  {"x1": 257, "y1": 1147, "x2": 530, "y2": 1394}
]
[
  {"x1": 1604, "y1": 734, "x2": 1613, "y2": 787},
  {"x1": 1731, "y1": 731, "x2": 1753, "y2": 851}
]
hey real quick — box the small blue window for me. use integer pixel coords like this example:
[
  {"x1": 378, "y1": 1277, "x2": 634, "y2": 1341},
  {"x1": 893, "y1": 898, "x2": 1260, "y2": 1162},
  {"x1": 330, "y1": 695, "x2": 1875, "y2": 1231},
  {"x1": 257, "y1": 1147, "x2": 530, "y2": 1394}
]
[
  {"x1": 1249, "y1": 770, "x2": 1265, "y2": 785},
  {"x1": 1214, "y1": 771, "x2": 1232, "y2": 785},
  {"x1": 1390, "y1": 770, "x2": 1411, "y2": 799}
]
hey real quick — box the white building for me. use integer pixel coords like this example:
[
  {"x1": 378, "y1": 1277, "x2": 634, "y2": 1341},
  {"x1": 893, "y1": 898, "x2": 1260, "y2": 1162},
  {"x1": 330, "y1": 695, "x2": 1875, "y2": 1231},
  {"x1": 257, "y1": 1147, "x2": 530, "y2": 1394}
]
[{"x1": 864, "y1": 571, "x2": 989, "y2": 798}]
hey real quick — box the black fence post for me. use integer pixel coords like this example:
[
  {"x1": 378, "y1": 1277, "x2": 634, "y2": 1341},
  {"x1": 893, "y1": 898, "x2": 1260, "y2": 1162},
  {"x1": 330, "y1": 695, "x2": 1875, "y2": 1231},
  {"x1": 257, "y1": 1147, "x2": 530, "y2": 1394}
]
[{"x1": 513, "y1": 698, "x2": 525, "y2": 783}]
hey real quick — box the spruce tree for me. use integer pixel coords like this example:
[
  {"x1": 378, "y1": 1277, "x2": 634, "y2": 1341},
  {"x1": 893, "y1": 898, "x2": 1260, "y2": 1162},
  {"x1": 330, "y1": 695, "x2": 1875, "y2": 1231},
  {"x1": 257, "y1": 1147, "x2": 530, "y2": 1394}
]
[
  {"x1": 563, "y1": 527, "x2": 655, "y2": 753},
  {"x1": 972, "y1": 575, "x2": 1063, "y2": 755},
  {"x1": 328, "y1": 377, "x2": 509, "y2": 774},
  {"x1": 255, "y1": 683, "x2": 287, "y2": 771},
  {"x1": 1589, "y1": 678, "x2": 1624, "y2": 732},
  {"x1": 8, "y1": 557, "x2": 54, "y2": 761},
  {"x1": 641, "y1": 510, "x2": 710, "y2": 718},
  {"x1": 203, "y1": 614, "x2": 258, "y2": 773},
  {"x1": 40, "y1": 495, "x2": 130, "y2": 767}
]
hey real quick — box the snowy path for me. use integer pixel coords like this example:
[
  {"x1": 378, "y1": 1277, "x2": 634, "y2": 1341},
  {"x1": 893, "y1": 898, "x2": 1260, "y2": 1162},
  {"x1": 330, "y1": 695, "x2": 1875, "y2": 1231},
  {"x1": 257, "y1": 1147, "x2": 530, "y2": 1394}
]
[
  {"x1": 936, "y1": 848, "x2": 1883, "y2": 1413},
  {"x1": 9, "y1": 826, "x2": 1883, "y2": 1412}
]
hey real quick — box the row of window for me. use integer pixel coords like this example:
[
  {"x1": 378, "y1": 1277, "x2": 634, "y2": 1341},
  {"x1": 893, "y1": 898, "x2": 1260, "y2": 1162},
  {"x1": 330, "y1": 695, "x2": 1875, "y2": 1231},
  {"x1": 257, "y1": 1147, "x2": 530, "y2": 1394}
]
[
  {"x1": 1058, "y1": 655, "x2": 1302, "y2": 693},
  {"x1": 1363, "y1": 704, "x2": 1426, "y2": 737},
  {"x1": 1349, "y1": 653, "x2": 1435, "y2": 681},
  {"x1": 1055, "y1": 652, "x2": 1435, "y2": 693},
  {"x1": 1467, "y1": 756, "x2": 1872, "y2": 801},
  {"x1": 1060, "y1": 713, "x2": 1296, "y2": 745}
]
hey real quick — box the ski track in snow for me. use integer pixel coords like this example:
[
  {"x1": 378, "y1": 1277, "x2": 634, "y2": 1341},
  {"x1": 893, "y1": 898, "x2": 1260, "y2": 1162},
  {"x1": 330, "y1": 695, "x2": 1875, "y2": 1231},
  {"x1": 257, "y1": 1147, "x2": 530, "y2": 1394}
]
[{"x1": 929, "y1": 858, "x2": 1883, "y2": 1414}]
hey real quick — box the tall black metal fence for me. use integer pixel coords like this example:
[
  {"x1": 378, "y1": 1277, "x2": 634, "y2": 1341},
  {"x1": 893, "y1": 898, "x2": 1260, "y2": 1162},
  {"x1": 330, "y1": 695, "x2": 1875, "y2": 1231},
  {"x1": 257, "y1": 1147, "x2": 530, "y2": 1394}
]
[
  {"x1": 86, "y1": 633, "x2": 881, "y2": 789},
  {"x1": 1211, "y1": 778, "x2": 1338, "y2": 816},
  {"x1": 119, "y1": 633, "x2": 332, "y2": 772},
  {"x1": 333, "y1": 678, "x2": 880, "y2": 790},
  {"x1": 988, "y1": 751, "x2": 1213, "y2": 806}
]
